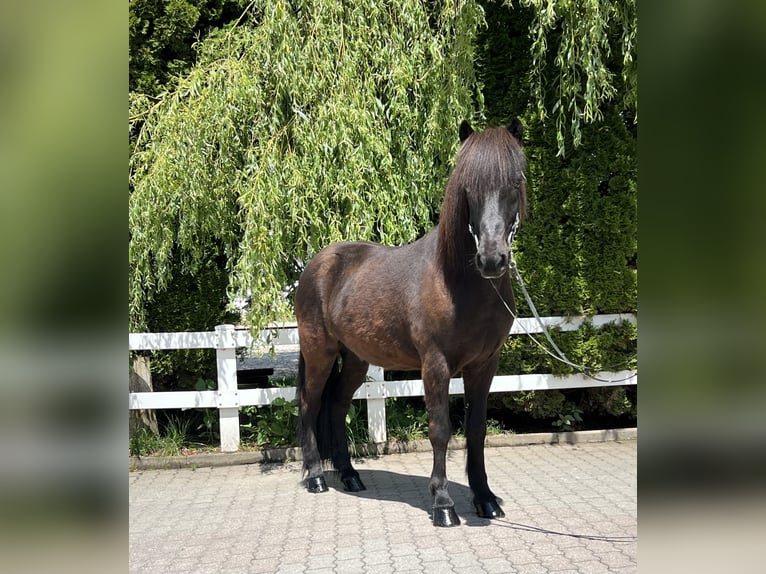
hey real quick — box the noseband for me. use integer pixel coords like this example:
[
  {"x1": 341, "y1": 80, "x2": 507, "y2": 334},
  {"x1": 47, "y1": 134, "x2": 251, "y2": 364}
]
[{"x1": 467, "y1": 212, "x2": 520, "y2": 251}]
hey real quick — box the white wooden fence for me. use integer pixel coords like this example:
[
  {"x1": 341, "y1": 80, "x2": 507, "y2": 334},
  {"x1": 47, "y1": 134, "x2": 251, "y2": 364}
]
[{"x1": 129, "y1": 315, "x2": 636, "y2": 452}]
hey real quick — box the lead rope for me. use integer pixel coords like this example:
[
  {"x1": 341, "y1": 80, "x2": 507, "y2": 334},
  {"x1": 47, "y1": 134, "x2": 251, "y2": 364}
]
[{"x1": 491, "y1": 235, "x2": 637, "y2": 384}]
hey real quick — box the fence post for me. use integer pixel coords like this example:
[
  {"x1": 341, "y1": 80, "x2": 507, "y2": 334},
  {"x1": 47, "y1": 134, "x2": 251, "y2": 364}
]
[
  {"x1": 365, "y1": 365, "x2": 386, "y2": 443},
  {"x1": 215, "y1": 324, "x2": 240, "y2": 452}
]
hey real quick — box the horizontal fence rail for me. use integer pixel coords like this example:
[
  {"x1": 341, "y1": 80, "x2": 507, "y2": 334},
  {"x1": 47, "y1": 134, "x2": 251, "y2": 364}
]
[{"x1": 129, "y1": 315, "x2": 636, "y2": 452}]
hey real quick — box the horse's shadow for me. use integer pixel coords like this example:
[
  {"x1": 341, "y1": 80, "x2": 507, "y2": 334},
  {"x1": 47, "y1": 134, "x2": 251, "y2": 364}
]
[
  {"x1": 320, "y1": 468, "x2": 498, "y2": 527},
  {"x1": 316, "y1": 468, "x2": 636, "y2": 542}
]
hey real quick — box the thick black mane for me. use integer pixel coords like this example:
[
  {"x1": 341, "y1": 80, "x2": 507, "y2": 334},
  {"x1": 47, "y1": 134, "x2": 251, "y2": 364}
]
[{"x1": 437, "y1": 126, "x2": 527, "y2": 280}]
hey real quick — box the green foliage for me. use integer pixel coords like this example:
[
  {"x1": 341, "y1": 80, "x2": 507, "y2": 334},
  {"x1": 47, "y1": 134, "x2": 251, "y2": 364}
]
[
  {"x1": 475, "y1": 1, "x2": 637, "y2": 431},
  {"x1": 494, "y1": 319, "x2": 636, "y2": 431},
  {"x1": 241, "y1": 398, "x2": 298, "y2": 448},
  {"x1": 194, "y1": 378, "x2": 220, "y2": 442},
  {"x1": 128, "y1": 1, "x2": 638, "y2": 438},
  {"x1": 240, "y1": 395, "x2": 368, "y2": 451},
  {"x1": 129, "y1": 1, "x2": 251, "y2": 357},
  {"x1": 581, "y1": 386, "x2": 636, "y2": 418},
  {"x1": 344, "y1": 402, "x2": 370, "y2": 453},
  {"x1": 129, "y1": 414, "x2": 193, "y2": 456},
  {"x1": 477, "y1": 1, "x2": 637, "y2": 319},
  {"x1": 515, "y1": 113, "x2": 637, "y2": 316},
  {"x1": 269, "y1": 375, "x2": 297, "y2": 388},
  {"x1": 552, "y1": 404, "x2": 583, "y2": 432},
  {"x1": 130, "y1": 0, "x2": 485, "y2": 333},
  {"x1": 452, "y1": 416, "x2": 506, "y2": 438},
  {"x1": 129, "y1": 0, "x2": 251, "y2": 96},
  {"x1": 504, "y1": 0, "x2": 637, "y2": 156},
  {"x1": 130, "y1": 0, "x2": 636, "y2": 359},
  {"x1": 139, "y1": 253, "x2": 238, "y2": 391},
  {"x1": 498, "y1": 320, "x2": 637, "y2": 376},
  {"x1": 490, "y1": 385, "x2": 635, "y2": 432},
  {"x1": 504, "y1": 389, "x2": 566, "y2": 419},
  {"x1": 485, "y1": 418, "x2": 506, "y2": 435},
  {"x1": 387, "y1": 398, "x2": 430, "y2": 441}
]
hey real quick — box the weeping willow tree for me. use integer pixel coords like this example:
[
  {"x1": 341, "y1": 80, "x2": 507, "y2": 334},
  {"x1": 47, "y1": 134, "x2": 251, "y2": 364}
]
[
  {"x1": 512, "y1": 0, "x2": 637, "y2": 155},
  {"x1": 129, "y1": 0, "x2": 638, "y2": 335},
  {"x1": 129, "y1": 0, "x2": 485, "y2": 333}
]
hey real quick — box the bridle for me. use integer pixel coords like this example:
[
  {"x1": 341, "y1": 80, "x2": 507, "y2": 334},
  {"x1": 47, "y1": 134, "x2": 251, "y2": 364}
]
[{"x1": 467, "y1": 212, "x2": 520, "y2": 249}]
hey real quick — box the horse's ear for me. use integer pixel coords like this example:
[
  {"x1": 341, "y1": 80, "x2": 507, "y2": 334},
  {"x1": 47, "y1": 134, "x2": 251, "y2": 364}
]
[
  {"x1": 459, "y1": 120, "x2": 474, "y2": 143},
  {"x1": 507, "y1": 118, "x2": 524, "y2": 145}
]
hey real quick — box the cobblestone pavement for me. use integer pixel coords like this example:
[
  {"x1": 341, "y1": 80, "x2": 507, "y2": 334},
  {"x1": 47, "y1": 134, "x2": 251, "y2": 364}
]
[{"x1": 129, "y1": 440, "x2": 636, "y2": 573}]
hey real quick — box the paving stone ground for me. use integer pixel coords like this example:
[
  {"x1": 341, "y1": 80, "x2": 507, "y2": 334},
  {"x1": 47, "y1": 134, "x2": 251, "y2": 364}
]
[{"x1": 129, "y1": 440, "x2": 636, "y2": 573}]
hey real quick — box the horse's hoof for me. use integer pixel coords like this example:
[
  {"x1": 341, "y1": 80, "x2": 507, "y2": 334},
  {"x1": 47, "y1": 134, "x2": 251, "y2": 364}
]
[
  {"x1": 432, "y1": 507, "x2": 461, "y2": 527},
  {"x1": 475, "y1": 500, "x2": 505, "y2": 519},
  {"x1": 342, "y1": 475, "x2": 366, "y2": 492},
  {"x1": 306, "y1": 476, "x2": 328, "y2": 493}
]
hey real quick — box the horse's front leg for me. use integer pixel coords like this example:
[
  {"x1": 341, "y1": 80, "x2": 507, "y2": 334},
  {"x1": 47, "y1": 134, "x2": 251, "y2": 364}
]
[
  {"x1": 463, "y1": 355, "x2": 505, "y2": 519},
  {"x1": 422, "y1": 354, "x2": 460, "y2": 527}
]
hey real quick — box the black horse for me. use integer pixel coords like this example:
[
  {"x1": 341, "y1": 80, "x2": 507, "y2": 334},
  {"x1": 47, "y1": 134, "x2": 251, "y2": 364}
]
[{"x1": 294, "y1": 120, "x2": 527, "y2": 526}]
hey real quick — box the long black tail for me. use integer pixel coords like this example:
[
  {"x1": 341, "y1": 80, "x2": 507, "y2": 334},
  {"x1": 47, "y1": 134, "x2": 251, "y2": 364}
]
[{"x1": 296, "y1": 352, "x2": 341, "y2": 463}]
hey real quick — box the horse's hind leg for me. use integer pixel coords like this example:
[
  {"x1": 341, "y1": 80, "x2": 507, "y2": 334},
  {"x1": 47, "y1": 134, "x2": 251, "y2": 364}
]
[
  {"x1": 328, "y1": 350, "x2": 369, "y2": 492},
  {"x1": 463, "y1": 355, "x2": 505, "y2": 519},
  {"x1": 298, "y1": 348, "x2": 338, "y2": 493}
]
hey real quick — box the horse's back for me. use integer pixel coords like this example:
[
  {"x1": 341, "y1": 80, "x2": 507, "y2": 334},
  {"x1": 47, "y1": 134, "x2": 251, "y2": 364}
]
[
  {"x1": 296, "y1": 240, "x2": 407, "y2": 305},
  {"x1": 295, "y1": 235, "x2": 437, "y2": 370}
]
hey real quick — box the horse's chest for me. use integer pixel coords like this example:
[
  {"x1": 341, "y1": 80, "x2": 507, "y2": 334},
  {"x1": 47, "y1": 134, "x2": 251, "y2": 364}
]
[
  {"x1": 464, "y1": 314, "x2": 509, "y2": 342},
  {"x1": 447, "y1": 297, "x2": 513, "y2": 361}
]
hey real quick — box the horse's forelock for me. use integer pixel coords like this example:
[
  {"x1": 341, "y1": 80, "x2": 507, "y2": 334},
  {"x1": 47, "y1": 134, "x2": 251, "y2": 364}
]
[
  {"x1": 438, "y1": 127, "x2": 527, "y2": 278},
  {"x1": 457, "y1": 128, "x2": 526, "y2": 204}
]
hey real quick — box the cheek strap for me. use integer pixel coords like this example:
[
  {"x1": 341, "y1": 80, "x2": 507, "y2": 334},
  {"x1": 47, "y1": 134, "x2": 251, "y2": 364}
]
[
  {"x1": 469, "y1": 212, "x2": 521, "y2": 249},
  {"x1": 507, "y1": 212, "x2": 520, "y2": 245},
  {"x1": 467, "y1": 223, "x2": 480, "y2": 248}
]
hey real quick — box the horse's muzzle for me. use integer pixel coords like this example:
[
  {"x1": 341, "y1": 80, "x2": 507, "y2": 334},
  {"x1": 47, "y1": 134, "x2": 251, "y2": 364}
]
[{"x1": 476, "y1": 251, "x2": 508, "y2": 279}]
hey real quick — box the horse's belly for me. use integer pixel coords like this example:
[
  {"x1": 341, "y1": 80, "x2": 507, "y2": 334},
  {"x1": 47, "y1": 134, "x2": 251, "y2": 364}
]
[
  {"x1": 345, "y1": 341, "x2": 421, "y2": 371},
  {"x1": 325, "y1": 289, "x2": 420, "y2": 370},
  {"x1": 332, "y1": 311, "x2": 422, "y2": 371}
]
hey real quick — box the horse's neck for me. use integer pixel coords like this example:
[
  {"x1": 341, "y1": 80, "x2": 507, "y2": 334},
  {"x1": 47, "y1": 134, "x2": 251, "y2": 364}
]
[
  {"x1": 436, "y1": 224, "x2": 473, "y2": 282},
  {"x1": 455, "y1": 270, "x2": 510, "y2": 300}
]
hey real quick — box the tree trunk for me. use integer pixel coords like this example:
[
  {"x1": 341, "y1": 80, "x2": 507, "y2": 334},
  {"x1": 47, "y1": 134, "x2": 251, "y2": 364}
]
[{"x1": 130, "y1": 354, "x2": 159, "y2": 435}]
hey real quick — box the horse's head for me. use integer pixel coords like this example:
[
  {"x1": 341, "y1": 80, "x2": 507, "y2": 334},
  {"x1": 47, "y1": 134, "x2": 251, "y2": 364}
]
[{"x1": 458, "y1": 120, "x2": 527, "y2": 279}]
